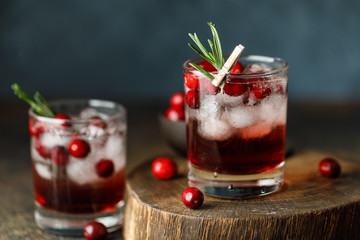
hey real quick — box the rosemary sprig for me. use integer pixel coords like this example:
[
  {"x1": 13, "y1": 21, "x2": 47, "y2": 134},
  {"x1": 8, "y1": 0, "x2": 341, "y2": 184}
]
[
  {"x1": 188, "y1": 22, "x2": 225, "y2": 81},
  {"x1": 11, "y1": 83, "x2": 56, "y2": 117}
]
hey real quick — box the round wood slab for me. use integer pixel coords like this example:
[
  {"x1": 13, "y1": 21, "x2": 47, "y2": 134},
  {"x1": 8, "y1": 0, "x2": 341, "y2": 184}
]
[{"x1": 124, "y1": 151, "x2": 360, "y2": 240}]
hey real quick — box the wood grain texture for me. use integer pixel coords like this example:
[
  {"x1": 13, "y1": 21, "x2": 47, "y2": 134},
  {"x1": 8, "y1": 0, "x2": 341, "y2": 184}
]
[{"x1": 124, "y1": 151, "x2": 360, "y2": 240}]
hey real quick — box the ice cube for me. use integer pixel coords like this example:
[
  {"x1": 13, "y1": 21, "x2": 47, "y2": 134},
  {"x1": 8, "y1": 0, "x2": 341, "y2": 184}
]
[
  {"x1": 103, "y1": 135, "x2": 126, "y2": 171},
  {"x1": 35, "y1": 163, "x2": 52, "y2": 180},
  {"x1": 220, "y1": 93, "x2": 245, "y2": 107},
  {"x1": 79, "y1": 125, "x2": 106, "y2": 139},
  {"x1": 198, "y1": 116, "x2": 234, "y2": 141},
  {"x1": 243, "y1": 63, "x2": 272, "y2": 73},
  {"x1": 41, "y1": 132, "x2": 70, "y2": 149},
  {"x1": 258, "y1": 94, "x2": 287, "y2": 125},
  {"x1": 225, "y1": 106, "x2": 258, "y2": 129},
  {"x1": 66, "y1": 157, "x2": 99, "y2": 185},
  {"x1": 79, "y1": 108, "x2": 100, "y2": 119},
  {"x1": 199, "y1": 95, "x2": 222, "y2": 120}
]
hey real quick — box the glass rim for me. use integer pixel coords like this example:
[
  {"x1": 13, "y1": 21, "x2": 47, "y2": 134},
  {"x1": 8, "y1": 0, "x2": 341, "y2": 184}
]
[
  {"x1": 183, "y1": 54, "x2": 288, "y2": 79},
  {"x1": 28, "y1": 99, "x2": 126, "y2": 124}
]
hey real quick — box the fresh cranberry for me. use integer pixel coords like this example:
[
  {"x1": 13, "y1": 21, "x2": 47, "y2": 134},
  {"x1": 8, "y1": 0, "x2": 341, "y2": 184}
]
[
  {"x1": 199, "y1": 79, "x2": 220, "y2": 95},
  {"x1": 184, "y1": 73, "x2": 199, "y2": 90},
  {"x1": 54, "y1": 113, "x2": 70, "y2": 119},
  {"x1": 88, "y1": 116, "x2": 107, "y2": 129},
  {"x1": 29, "y1": 118, "x2": 44, "y2": 136},
  {"x1": 186, "y1": 90, "x2": 199, "y2": 109},
  {"x1": 169, "y1": 92, "x2": 185, "y2": 109},
  {"x1": 182, "y1": 187, "x2": 204, "y2": 209},
  {"x1": 96, "y1": 159, "x2": 114, "y2": 178},
  {"x1": 198, "y1": 60, "x2": 217, "y2": 72},
  {"x1": 83, "y1": 221, "x2": 108, "y2": 240},
  {"x1": 33, "y1": 136, "x2": 49, "y2": 159},
  {"x1": 54, "y1": 113, "x2": 72, "y2": 127},
  {"x1": 164, "y1": 106, "x2": 185, "y2": 121},
  {"x1": 49, "y1": 146, "x2": 69, "y2": 165},
  {"x1": 152, "y1": 157, "x2": 177, "y2": 180},
  {"x1": 230, "y1": 62, "x2": 243, "y2": 74},
  {"x1": 29, "y1": 119, "x2": 37, "y2": 136},
  {"x1": 223, "y1": 81, "x2": 247, "y2": 96},
  {"x1": 319, "y1": 158, "x2": 341, "y2": 178},
  {"x1": 68, "y1": 139, "x2": 91, "y2": 158},
  {"x1": 250, "y1": 81, "x2": 272, "y2": 100}
]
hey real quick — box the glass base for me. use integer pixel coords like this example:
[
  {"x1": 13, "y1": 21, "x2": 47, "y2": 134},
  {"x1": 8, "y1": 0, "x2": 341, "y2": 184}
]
[
  {"x1": 34, "y1": 201, "x2": 124, "y2": 236},
  {"x1": 188, "y1": 163, "x2": 284, "y2": 199}
]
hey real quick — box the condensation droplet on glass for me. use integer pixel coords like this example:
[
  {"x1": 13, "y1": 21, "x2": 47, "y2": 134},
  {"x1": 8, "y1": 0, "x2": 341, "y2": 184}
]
[
  {"x1": 228, "y1": 184, "x2": 234, "y2": 191},
  {"x1": 213, "y1": 172, "x2": 218, "y2": 178}
]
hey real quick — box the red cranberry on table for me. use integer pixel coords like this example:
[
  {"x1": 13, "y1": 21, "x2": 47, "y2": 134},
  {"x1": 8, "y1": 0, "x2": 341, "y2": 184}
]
[
  {"x1": 49, "y1": 146, "x2": 69, "y2": 165},
  {"x1": 83, "y1": 221, "x2": 108, "y2": 240},
  {"x1": 68, "y1": 139, "x2": 91, "y2": 158},
  {"x1": 319, "y1": 157, "x2": 341, "y2": 178},
  {"x1": 164, "y1": 107, "x2": 185, "y2": 121},
  {"x1": 96, "y1": 159, "x2": 114, "y2": 178},
  {"x1": 169, "y1": 92, "x2": 185, "y2": 109},
  {"x1": 152, "y1": 157, "x2": 177, "y2": 180},
  {"x1": 182, "y1": 187, "x2": 204, "y2": 209}
]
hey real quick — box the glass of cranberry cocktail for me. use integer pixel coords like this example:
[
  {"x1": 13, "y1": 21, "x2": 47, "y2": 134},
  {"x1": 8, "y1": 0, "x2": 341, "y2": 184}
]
[
  {"x1": 30, "y1": 99, "x2": 126, "y2": 235},
  {"x1": 184, "y1": 55, "x2": 288, "y2": 198}
]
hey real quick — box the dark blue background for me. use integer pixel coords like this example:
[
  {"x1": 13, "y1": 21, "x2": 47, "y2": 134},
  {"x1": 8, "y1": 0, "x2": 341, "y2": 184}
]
[{"x1": 1, "y1": 0, "x2": 360, "y2": 102}]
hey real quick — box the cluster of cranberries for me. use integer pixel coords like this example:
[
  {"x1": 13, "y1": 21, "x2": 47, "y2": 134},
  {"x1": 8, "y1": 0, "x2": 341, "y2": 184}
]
[
  {"x1": 184, "y1": 60, "x2": 280, "y2": 109},
  {"x1": 152, "y1": 157, "x2": 204, "y2": 209},
  {"x1": 164, "y1": 92, "x2": 185, "y2": 122},
  {"x1": 30, "y1": 113, "x2": 114, "y2": 178}
]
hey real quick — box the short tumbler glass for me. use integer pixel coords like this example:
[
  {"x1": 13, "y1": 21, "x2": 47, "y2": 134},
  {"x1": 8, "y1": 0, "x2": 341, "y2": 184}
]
[
  {"x1": 184, "y1": 55, "x2": 288, "y2": 198},
  {"x1": 29, "y1": 99, "x2": 126, "y2": 235}
]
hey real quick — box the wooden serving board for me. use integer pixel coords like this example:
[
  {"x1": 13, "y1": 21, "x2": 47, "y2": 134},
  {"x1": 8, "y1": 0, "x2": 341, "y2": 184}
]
[{"x1": 123, "y1": 151, "x2": 360, "y2": 240}]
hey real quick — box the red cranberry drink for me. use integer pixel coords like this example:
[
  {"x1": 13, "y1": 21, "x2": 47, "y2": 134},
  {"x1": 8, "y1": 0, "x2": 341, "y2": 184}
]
[
  {"x1": 12, "y1": 85, "x2": 126, "y2": 236},
  {"x1": 184, "y1": 23, "x2": 288, "y2": 198},
  {"x1": 31, "y1": 100, "x2": 126, "y2": 235}
]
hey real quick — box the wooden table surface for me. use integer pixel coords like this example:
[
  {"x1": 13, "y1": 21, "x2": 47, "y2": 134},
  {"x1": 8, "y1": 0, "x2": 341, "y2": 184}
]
[{"x1": 0, "y1": 100, "x2": 359, "y2": 240}]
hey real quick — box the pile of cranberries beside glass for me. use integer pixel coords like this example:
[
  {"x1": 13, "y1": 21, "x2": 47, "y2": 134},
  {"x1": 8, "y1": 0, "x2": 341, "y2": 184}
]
[{"x1": 164, "y1": 92, "x2": 185, "y2": 122}]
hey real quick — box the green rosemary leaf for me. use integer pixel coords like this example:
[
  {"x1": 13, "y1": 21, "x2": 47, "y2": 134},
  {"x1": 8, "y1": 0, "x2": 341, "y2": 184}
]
[
  {"x1": 208, "y1": 22, "x2": 224, "y2": 69},
  {"x1": 207, "y1": 39, "x2": 218, "y2": 70},
  {"x1": 188, "y1": 43, "x2": 214, "y2": 65},
  {"x1": 34, "y1": 92, "x2": 56, "y2": 117},
  {"x1": 188, "y1": 33, "x2": 213, "y2": 61},
  {"x1": 188, "y1": 22, "x2": 229, "y2": 88},
  {"x1": 189, "y1": 63, "x2": 214, "y2": 80},
  {"x1": 11, "y1": 83, "x2": 56, "y2": 117}
]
